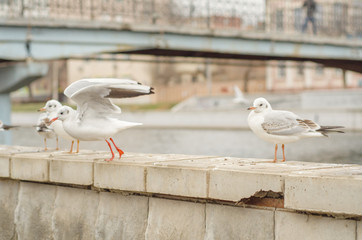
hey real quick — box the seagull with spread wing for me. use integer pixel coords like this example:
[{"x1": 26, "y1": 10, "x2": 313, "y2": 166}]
[
  {"x1": 247, "y1": 97, "x2": 344, "y2": 163},
  {"x1": 50, "y1": 78, "x2": 154, "y2": 161},
  {"x1": 0, "y1": 120, "x2": 17, "y2": 131}
]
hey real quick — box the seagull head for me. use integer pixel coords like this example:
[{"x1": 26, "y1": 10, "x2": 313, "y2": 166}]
[
  {"x1": 39, "y1": 99, "x2": 62, "y2": 113},
  {"x1": 247, "y1": 97, "x2": 272, "y2": 113},
  {"x1": 53, "y1": 106, "x2": 74, "y2": 122}
]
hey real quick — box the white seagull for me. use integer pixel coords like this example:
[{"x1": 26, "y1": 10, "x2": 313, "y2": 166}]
[
  {"x1": 0, "y1": 120, "x2": 17, "y2": 131},
  {"x1": 50, "y1": 78, "x2": 154, "y2": 161},
  {"x1": 233, "y1": 85, "x2": 247, "y2": 104},
  {"x1": 36, "y1": 112, "x2": 56, "y2": 151},
  {"x1": 247, "y1": 97, "x2": 344, "y2": 163},
  {"x1": 39, "y1": 100, "x2": 79, "y2": 153}
]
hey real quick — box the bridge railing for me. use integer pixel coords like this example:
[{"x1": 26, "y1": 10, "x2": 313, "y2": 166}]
[{"x1": 0, "y1": 0, "x2": 361, "y2": 38}]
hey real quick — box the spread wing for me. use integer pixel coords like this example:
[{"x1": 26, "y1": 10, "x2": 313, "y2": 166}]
[
  {"x1": 261, "y1": 110, "x2": 320, "y2": 136},
  {"x1": 64, "y1": 78, "x2": 154, "y2": 120}
]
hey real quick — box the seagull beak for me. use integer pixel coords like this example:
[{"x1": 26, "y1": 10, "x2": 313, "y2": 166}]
[
  {"x1": 49, "y1": 117, "x2": 58, "y2": 124},
  {"x1": 247, "y1": 107, "x2": 256, "y2": 110},
  {"x1": 37, "y1": 107, "x2": 46, "y2": 112}
]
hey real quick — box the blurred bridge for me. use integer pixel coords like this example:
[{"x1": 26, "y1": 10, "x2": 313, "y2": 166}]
[{"x1": 0, "y1": 0, "x2": 361, "y2": 72}]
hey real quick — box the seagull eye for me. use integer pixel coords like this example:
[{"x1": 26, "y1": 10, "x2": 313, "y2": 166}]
[
  {"x1": 60, "y1": 112, "x2": 63, "y2": 115},
  {"x1": 259, "y1": 104, "x2": 263, "y2": 106}
]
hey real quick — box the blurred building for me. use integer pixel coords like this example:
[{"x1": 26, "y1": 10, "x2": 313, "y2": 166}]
[
  {"x1": 266, "y1": 61, "x2": 362, "y2": 92},
  {"x1": 65, "y1": 56, "x2": 266, "y2": 104}
]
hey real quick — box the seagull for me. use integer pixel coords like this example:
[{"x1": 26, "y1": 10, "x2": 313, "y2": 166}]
[
  {"x1": 50, "y1": 78, "x2": 154, "y2": 161},
  {"x1": 233, "y1": 85, "x2": 247, "y2": 104},
  {"x1": 0, "y1": 120, "x2": 17, "y2": 131},
  {"x1": 36, "y1": 112, "x2": 56, "y2": 151},
  {"x1": 39, "y1": 100, "x2": 79, "y2": 153},
  {"x1": 247, "y1": 97, "x2": 344, "y2": 163}
]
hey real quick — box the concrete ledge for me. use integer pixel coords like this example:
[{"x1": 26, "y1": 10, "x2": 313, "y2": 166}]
[
  {"x1": 1, "y1": 145, "x2": 362, "y2": 218},
  {"x1": 1, "y1": 179, "x2": 360, "y2": 240}
]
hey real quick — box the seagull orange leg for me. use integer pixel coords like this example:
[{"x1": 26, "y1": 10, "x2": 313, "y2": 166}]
[
  {"x1": 68, "y1": 140, "x2": 74, "y2": 153},
  {"x1": 76, "y1": 140, "x2": 79, "y2": 153},
  {"x1": 105, "y1": 139, "x2": 115, "y2": 161},
  {"x1": 274, "y1": 144, "x2": 278, "y2": 163},
  {"x1": 44, "y1": 138, "x2": 48, "y2": 151},
  {"x1": 110, "y1": 138, "x2": 124, "y2": 158},
  {"x1": 56, "y1": 136, "x2": 59, "y2": 150},
  {"x1": 282, "y1": 144, "x2": 286, "y2": 162}
]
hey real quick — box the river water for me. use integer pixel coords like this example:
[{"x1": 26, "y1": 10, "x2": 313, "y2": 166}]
[{"x1": 10, "y1": 126, "x2": 362, "y2": 165}]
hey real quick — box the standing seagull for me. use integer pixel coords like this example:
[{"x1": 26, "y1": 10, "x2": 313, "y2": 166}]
[
  {"x1": 0, "y1": 120, "x2": 17, "y2": 131},
  {"x1": 36, "y1": 112, "x2": 56, "y2": 151},
  {"x1": 247, "y1": 98, "x2": 344, "y2": 163},
  {"x1": 39, "y1": 100, "x2": 79, "y2": 153},
  {"x1": 50, "y1": 78, "x2": 154, "y2": 161}
]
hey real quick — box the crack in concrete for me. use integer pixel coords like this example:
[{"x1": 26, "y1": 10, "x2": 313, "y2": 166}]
[
  {"x1": 235, "y1": 190, "x2": 284, "y2": 208},
  {"x1": 273, "y1": 210, "x2": 276, "y2": 240},
  {"x1": 355, "y1": 220, "x2": 358, "y2": 240},
  {"x1": 144, "y1": 196, "x2": 150, "y2": 239}
]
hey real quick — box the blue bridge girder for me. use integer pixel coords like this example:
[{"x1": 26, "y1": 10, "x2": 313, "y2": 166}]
[{"x1": 1, "y1": 22, "x2": 362, "y2": 73}]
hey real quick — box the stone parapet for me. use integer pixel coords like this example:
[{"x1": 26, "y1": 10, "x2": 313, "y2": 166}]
[
  {"x1": 0, "y1": 145, "x2": 361, "y2": 239},
  {"x1": 1, "y1": 145, "x2": 362, "y2": 217}
]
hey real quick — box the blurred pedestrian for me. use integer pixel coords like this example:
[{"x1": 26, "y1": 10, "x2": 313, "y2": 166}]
[{"x1": 302, "y1": 0, "x2": 317, "y2": 34}]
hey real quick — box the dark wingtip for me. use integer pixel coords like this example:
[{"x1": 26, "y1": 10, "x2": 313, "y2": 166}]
[
  {"x1": 3, "y1": 125, "x2": 18, "y2": 130},
  {"x1": 150, "y1": 87, "x2": 155, "y2": 94},
  {"x1": 318, "y1": 126, "x2": 345, "y2": 136}
]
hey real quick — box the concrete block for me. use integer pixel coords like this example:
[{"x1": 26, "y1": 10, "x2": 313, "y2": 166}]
[
  {"x1": 209, "y1": 161, "x2": 348, "y2": 202},
  {"x1": 147, "y1": 166, "x2": 208, "y2": 198},
  {"x1": 145, "y1": 198, "x2": 205, "y2": 240},
  {"x1": 11, "y1": 152, "x2": 51, "y2": 182},
  {"x1": 0, "y1": 180, "x2": 19, "y2": 240},
  {"x1": 0, "y1": 145, "x2": 43, "y2": 178},
  {"x1": 14, "y1": 182, "x2": 57, "y2": 240},
  {"x1": 285, "y1": 166, "x2": 362, "y2": 215},
  {"x1": 358, "y1": 221, "x2": 362, "y2": 240},
  {"x1": 52, "y1": 186, "x2": 99, "y2": 240},
  {"x1": 94, "y1": 162, "x2": 146, "y2": 192},
  {"x1": 205, "y1": 204, "x2": 274, "y2": 240},
  {"x1": 209, "y1": 169, "x2": 283, "y2": 201},
  {"x1": 50, "y1": 158, "x2": 93, "y2": 185},
  {"x1": 95, "y1": 192, "x2": 148, "y2": 240},
  {"x1": 0, "y1": 154, "x2": 10, "y2": 177},
  {"x1": 275, "y1": 210, "x2": 356, "y2": 240}
]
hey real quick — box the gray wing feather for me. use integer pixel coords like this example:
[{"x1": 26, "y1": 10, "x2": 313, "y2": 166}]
[
  {"x1": 64, "y1": 78, "x2": 153, "y2": 120},
  {"x1": 262, "y1": 110, "x2": 312, "y2": 136}
]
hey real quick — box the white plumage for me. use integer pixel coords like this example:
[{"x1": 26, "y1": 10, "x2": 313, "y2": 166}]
[
  {"x1": 40, "y1": 100, "x2": 79, "y2": 153},
  {"x1": 247, "y1": 97, "x2": 344, "y2": 162},
  {"x1": 52, "y1": 78, "x2": 154, "y2": 161}
]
